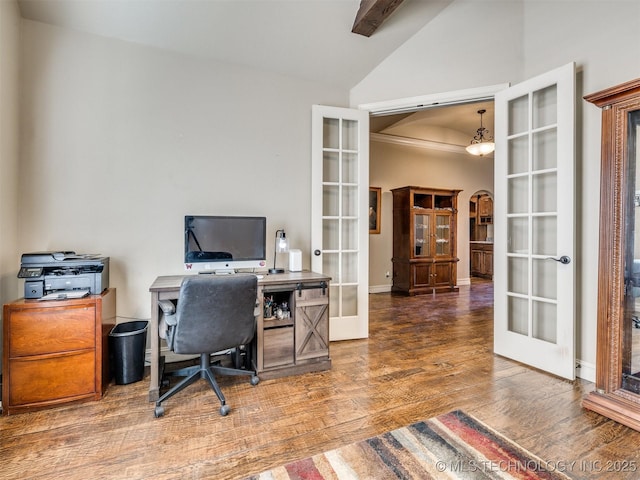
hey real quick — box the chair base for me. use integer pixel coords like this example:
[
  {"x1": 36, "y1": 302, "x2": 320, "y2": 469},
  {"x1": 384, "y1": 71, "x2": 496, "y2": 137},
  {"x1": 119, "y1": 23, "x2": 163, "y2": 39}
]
[{"x1": 154, "y1": 352, "x2": 259, "y2": 418}]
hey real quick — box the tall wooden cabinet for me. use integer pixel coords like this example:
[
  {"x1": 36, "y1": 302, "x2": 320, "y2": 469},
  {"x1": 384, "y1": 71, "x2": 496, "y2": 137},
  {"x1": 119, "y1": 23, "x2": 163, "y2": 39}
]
[
  {"x1": 391, "y1": 186, "x2": 460, "y2": 295},
  {"x1": 582, "y1": 78, "x2": 640, "y2": 431}
]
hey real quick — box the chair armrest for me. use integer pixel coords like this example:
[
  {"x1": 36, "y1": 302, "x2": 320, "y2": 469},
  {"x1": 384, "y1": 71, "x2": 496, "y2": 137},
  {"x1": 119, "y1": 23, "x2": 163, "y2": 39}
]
[
  {"x1": 158, "y1": 300, "x2": 176, "y2": 315},
  {"x1": 158, "y1": 300, "x2": 177, "y2": 341}
]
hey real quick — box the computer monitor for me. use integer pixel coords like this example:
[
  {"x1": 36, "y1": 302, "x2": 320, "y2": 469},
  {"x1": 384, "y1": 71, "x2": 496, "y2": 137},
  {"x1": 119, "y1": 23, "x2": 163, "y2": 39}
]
[{"x1": 184, "y1": 215, "x2": 267, "y2": 274}]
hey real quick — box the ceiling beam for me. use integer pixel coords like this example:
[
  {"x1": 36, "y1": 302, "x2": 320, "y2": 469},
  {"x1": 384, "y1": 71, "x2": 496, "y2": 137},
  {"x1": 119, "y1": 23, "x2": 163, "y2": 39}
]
[{"x1": 351, "y1": 0, "x2": 405, "y2": 37}]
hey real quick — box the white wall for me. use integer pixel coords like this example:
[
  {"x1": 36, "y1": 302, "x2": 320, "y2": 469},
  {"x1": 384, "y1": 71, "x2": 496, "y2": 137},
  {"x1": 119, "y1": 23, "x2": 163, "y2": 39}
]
[
  {"x1": 369, "y1": 141, "x2": 493, "y2": 291},
  {"x1": 18, "y1": 20, "x2": 347, "y2": 320},
  {"x1": 353, "y1": 0, "x2": 640, "y2": 378},
  {"x1": 351, "y1": 0, "x2": 525, "y2": 106},
  {"x1": 0, "y1": 0, "x2": 21, "y2": 371}
]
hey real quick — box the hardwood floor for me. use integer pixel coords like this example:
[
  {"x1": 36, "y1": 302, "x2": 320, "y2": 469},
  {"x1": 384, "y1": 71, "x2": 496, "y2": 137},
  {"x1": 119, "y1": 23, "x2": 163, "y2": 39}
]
[{"x1": 2, "y1": 279, "x2": 640, "y2": 479}]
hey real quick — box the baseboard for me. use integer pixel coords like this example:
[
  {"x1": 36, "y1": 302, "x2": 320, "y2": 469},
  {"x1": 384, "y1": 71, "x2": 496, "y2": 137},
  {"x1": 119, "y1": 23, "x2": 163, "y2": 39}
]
[
  {"x1": 369, "y1": 284, "x2": 392, "y2": 293},
  {"x1": 369, "y1": 280, "x2": 471, "y2": 293},
  {"x1": 576, "y1": 359, "x2": 595, "y2": 382}
]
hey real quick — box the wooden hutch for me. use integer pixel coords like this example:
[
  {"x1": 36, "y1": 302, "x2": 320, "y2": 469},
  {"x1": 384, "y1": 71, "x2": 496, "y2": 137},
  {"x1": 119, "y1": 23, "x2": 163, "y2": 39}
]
[
  {"x1": 582, "y1": 77, "x2": 640, "y2": 431},
  {"x1": 391, "y1": 186, "x2": 460, "y2": 295}
]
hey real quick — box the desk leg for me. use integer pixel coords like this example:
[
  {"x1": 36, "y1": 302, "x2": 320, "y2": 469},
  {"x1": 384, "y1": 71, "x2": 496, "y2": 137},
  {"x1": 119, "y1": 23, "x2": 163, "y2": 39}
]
[{"x1": 149, "y1": 291, "x2": 160, "y2": 402}]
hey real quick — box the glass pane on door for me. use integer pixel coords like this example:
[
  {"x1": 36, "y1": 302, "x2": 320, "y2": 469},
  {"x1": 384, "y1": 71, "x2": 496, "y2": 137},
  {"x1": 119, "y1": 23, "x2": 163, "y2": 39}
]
[
  {"x1": 508, "y1": 297, "x2": 528, "y2": 335},
  {"x1": 323, "y1": 151, "x2": 339, "y2": 183},
  {"x1": 533, "y1": 259, "x2": 557, "y2": 300},
  {"x1": 504, "y1": 85, "x2": 562, "y2": 341},
  {"x1": 435, "y1": 214, "x2": 451, "y2": 256},
  {"x1": 533, "y1": 301, "x2": 557, "y2": 343},
  {"x1": 533, "y1": 129, "x2": 557, "y2": 170},
  {"x1": 532, "y1": 216, "x2": 557, "y2": 256},
  {"x1": 508, "y1": 257, "x2": 528, "y2": 295},
  {"x1": 533, "y1": 85, "x2": 557, "y2": 128},
  {"x1": 414, "y1": 214, "x2": 430, "y2": 257},
  {"x1": 508, "y1": 177, "x2": 528, "y2": 213},
  {"x1": 322, "y1": 116, "x2": 359, "y2": 320}
]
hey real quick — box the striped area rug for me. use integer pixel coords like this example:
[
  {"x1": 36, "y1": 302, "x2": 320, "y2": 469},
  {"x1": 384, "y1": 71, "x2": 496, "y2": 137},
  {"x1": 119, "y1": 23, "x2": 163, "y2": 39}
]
[{"x1": 246, "y1": 410, "x2": 572, "y2": 479}]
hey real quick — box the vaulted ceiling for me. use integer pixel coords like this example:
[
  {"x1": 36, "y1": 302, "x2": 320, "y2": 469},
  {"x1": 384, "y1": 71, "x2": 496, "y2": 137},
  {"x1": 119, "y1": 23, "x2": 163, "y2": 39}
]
[
  {"x1": 17, "y1": 0, "x2": 453, "y2": 90},
  {"x1": 16, "y1": 0, "x2": 490, "y2": 147}
]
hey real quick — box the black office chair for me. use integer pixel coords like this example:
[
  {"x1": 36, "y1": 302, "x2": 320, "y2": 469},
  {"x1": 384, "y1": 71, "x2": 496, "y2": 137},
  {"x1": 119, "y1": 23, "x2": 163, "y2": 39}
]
[{"x1": 154, "y1": 274, "x2": 259, "y2": 418}]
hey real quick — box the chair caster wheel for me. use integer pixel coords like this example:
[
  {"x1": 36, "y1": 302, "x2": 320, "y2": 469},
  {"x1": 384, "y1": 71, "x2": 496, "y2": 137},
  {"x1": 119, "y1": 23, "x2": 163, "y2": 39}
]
[
  {"x1": 220, "y1": 404, "x2": 230, "y2": 416},
  {"x1": 154, "y1": 405, "x2": 165, "y2": 418},
  {"x1": 250, "y1": 375, "x2": 260, "y2": 386}
]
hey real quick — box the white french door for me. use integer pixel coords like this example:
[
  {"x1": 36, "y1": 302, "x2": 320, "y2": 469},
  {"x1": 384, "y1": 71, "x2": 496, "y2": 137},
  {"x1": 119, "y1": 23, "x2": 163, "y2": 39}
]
[
  {"x1": 493, "y1": 62, "x2": 576, "y2": 380},
  {"x1": 311, "y1": 105, "x2": 369, "y2": 341}
]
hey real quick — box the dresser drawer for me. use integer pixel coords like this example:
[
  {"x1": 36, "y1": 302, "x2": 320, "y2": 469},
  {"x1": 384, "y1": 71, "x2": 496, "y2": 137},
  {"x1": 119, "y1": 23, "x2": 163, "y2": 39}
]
[
  {"x1": 7, "y1": 304, "x2": 96, "y2": 357},
  {"x1": 8, "y1": 350, "x2": 96, "y2": 405}
]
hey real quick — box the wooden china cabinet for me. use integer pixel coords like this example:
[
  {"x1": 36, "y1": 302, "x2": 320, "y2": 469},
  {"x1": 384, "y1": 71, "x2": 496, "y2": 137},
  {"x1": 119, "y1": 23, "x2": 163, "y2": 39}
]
[
  {"x1": 582, "y1": 78, "x2": 640, "y2": 431},
  {"x1": 391, "y1": 186, "x2": 460, "y2": 295}
]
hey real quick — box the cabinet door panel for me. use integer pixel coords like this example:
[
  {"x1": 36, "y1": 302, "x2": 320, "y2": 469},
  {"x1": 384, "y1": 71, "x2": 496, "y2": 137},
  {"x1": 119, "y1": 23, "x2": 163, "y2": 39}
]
[
  {"x1": 296, "y1": 303, "x2": 329, "y2": 361},
  {"x1": 9, "y1": 351, "x2": 96, "y2": 404},
  {"x1": 433, "y1": 263, "x2": 452, "y2": 287},
  {"x1": 486, "y1": 252, "x2": 494, "y2": 275},
  {"x1": 413, "y1": 263, "x2": 432, "y2": 287},
  {"x1": 9, "y1": 305, "x2": 96, "y2": 357},
  {"x1": 471, "y1": 250, "x2": 483, "y2": 274},
  {"x1": 263, "y1": 327, "x2": 294, "y2": 368}
]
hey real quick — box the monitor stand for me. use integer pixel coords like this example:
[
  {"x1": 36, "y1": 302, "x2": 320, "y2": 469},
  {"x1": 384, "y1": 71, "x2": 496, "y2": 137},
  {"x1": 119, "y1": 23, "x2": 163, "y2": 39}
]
[{"x1": 214, "y1": 268, "x2": 235, "y2": 275}]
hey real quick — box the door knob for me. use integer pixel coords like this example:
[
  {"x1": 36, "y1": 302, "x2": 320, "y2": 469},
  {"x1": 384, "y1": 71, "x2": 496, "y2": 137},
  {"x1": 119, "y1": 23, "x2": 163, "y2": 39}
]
[{"x1": 547, "y1": 255, "x2": 571, "y2": 264}]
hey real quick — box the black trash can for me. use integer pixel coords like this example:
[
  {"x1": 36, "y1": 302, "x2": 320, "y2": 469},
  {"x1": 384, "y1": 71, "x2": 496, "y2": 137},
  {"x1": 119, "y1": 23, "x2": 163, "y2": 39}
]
[{"x1": 109, "y1": 320, "x2": 149, "y2": 385}]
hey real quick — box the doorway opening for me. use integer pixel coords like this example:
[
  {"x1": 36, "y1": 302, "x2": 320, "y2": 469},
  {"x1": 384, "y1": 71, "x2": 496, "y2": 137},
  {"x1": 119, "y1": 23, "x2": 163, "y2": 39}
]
[
  {"x1": 364, "y1": 87, "x2": 501, "y2": 293},
  {"x1": 469, "y1": 190, "x2": 494, "y2": 282}
]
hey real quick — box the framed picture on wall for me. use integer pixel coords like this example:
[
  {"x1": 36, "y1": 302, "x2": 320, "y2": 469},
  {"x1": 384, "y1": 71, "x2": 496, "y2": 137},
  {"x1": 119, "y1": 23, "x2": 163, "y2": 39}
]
[{"x1": 369, "y1": 187, "x2": 381, "y2": 234}]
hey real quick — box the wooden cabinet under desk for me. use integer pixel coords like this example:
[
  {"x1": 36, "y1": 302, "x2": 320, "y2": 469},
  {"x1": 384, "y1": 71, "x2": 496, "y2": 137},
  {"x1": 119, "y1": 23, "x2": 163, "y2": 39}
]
[
  {"x1": 2, "y1": 289, "x2": 116, "y2": 415},
  {"x1": 256, "y1": 277, "x2": 330, "y2": 379}
]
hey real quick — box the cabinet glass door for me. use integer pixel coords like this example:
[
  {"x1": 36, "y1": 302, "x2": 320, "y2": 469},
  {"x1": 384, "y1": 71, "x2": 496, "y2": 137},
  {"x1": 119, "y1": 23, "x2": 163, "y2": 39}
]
[
  {"x1": 414, "y1": 213, "x2": 430, "y2": 257},
  {"x1": 623, "y1": 110, "x2": 640, "y2": 394},
  {"x1": 435, "y1": 214, "x2": 451, "y2": 256}
]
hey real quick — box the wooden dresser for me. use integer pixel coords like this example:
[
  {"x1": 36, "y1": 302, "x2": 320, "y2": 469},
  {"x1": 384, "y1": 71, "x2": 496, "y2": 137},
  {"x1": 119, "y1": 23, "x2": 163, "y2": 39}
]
[{"x1": 2, "y1": 289, "x2": 116, "y2": 415}]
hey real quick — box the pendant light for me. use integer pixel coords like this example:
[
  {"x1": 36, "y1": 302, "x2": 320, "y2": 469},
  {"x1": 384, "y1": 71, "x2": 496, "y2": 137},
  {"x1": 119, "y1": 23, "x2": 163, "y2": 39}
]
[{"x1": 466, "y1": 109, "x2": 495, "y2": 156}]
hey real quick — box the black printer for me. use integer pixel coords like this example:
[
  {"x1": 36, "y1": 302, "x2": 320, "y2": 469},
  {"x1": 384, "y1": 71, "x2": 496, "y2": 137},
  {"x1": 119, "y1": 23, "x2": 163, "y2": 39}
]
[{"x1": 18, "y1": 251, "x2": 109, "y2": 299}]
